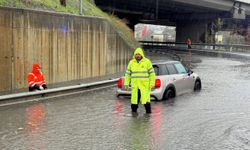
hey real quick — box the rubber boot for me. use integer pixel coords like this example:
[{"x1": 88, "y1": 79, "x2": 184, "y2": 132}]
[
  {"x1": 131, "y1": 104, "x2": 138, "y2": 113},
  {"x1": 144, "y1": 102, "x2": 151, "y2": 114}
]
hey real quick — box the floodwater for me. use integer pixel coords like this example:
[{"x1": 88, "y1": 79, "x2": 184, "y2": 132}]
[{"x1": 1, "y1": 54, "x2": 250, "y2": 150}]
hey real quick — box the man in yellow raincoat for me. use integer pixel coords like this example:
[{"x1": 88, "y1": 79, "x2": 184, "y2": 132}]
[{"x1": 124, "y1": 47, "x2": 155, "y2": 113}]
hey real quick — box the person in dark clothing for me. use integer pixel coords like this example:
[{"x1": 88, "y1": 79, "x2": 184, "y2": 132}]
[{"x1": 186, "y1": 38, "x2": 192, "y2": 49}]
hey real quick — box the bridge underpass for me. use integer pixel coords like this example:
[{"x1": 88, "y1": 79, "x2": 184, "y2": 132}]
[{"x1": 95, "y1": 0, "x2": 250, "y2": 43}]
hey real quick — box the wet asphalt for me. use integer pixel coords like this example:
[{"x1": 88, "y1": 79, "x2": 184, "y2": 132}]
[{"x1": 1, "y1": 53, "x2": 250, "y2": 150}]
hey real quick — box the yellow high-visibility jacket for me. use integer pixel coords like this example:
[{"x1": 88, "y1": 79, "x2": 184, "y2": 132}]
[{"x1": 124, "y1": 48, "x2": 155, "y2": 104}]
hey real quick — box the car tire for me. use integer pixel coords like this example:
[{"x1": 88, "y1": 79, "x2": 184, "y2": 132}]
[
  {"x1": 194, "y1": 80, "x2": 202, "y2": 91},
  {"x1": 163, "y1": 89, "x2": 175, "y2": 100}
]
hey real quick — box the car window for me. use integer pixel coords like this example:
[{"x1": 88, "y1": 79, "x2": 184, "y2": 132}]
[
  {"x1": 153, "y1": 64, "x2": 169, "y2": 76},
  {"x1": 153, "y1": 65, "x2": 160, "y2": 76},
  {"x1": 174, "y1": 63, "x2": 187, "y2": 74},
  {"x1": 166, "y1": 64, "x2": 178, "y2": 74},
  {"x1": 159, "y1": 64, "x2": 169, "y2": 75}
]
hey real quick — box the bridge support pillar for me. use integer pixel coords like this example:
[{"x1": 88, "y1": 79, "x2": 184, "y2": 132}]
[{"x1": 176, "y1": 21, "x2": 208, "y2": 43}]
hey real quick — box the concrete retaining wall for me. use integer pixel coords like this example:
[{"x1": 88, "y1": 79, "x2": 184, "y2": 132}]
[{"x1": 0, "y1": 7, "x2": 131, "y2": 92}]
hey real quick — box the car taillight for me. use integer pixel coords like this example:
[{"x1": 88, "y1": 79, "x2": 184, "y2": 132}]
[
  {"x1": 155, "y1": 79, "x2": 161, "y2": 88},
  {"x1": 118, "y1": 78, "x2": 123, "y2": 88}
]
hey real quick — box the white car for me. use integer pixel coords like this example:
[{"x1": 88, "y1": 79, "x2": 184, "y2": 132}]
[{"x1": 117, "y1": 60, "x2": 201, "y2": 100}]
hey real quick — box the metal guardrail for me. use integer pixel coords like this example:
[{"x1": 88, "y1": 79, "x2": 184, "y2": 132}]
[
  {"x1": 140, "y1": 41, "x2": 250, "y2": 52},
  {"x1": 0, "y1": 78, "x2": 119, "y2": 102}
]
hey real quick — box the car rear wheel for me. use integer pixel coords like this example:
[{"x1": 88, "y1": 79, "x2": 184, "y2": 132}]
[
  {"x1": 163, "y1": 89, "x2": 175, "y2": 100},
  {"x1": 194, "y1": 80, "x2": 201, "y2": 91}
]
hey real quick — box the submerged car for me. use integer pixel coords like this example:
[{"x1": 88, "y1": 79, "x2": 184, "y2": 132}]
[{"x1": 117, "y1": 60, "x2": 201, "y2": 100}]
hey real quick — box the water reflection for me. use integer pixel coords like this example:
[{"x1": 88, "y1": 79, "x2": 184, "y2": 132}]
[
  {"x1": 25, "y1": 103, "x2": 46, "y2": 149},
  {"x1": 114, "y1": 100, "x2": 123, "y2": 113},
  {"x1": 113, "y1": 103, "x2": 164, "y2": 150},
  {"x1": 150, "y1": 105, "x2": 163, "y2": 149},
  {"x1": 114, "y1": 99, "x2": 158, "y2": 149},
  {"x1": 127, "y1": 116, "x2": 152, "y2": 150}
]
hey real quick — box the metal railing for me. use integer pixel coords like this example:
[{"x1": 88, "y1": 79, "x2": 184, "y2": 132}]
[{"x1": 140, "y1": 41, "x2": 250, "y2": 52}]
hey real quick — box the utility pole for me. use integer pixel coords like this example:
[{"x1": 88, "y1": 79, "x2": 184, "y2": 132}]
[{"x1": 80, "y1": 0, "x2": 83, "y2": 15}]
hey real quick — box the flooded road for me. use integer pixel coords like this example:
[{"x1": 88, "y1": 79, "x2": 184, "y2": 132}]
[{"x1": 1, "y1": 55, "x2": 250, "y2": 150}]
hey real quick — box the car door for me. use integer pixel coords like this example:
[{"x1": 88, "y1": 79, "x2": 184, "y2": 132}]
[
  {"x1": 174, "y1": 63, "x2": 194, "y2": 93},
  {"x1": 166, "y1": 64, "x2": 184, "y2": 95}
]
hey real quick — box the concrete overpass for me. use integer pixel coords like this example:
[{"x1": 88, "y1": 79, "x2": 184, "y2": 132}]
[{"x1": 95, "y1": 0, "x2": 250, "y2": 43}]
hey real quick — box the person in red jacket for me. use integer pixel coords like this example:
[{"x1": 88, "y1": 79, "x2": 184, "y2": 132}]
[{"x1": 27, "y1": 64, "x2": 47, "y2": 92}]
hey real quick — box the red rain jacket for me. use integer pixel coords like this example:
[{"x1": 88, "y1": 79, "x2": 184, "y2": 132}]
[{"x1": 27, "y1": 64, "x2": 46, "y2": 87}]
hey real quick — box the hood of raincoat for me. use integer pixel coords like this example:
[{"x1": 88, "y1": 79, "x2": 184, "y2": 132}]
[
  {"x1": 32, "y1": 64, "x2": 41, "y2": 74},
  {"x1": 133, "y1": 47, "x2": 145, "y2": 59}
]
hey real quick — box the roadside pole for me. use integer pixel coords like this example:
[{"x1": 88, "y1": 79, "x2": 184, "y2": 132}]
[{"x1": 80, "y1": 0, "x2": 83, "y2": 15}]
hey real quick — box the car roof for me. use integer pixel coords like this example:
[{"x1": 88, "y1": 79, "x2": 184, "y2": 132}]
[{"x1": 152, "y1": 60, "x2": 180, "y2": 65}]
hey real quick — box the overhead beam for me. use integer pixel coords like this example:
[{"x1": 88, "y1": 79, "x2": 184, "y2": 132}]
[{"x1": 173, "y1": 0, "x2": 234, "y2": 11}]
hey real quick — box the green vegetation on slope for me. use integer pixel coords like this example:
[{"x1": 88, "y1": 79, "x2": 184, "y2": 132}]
[{"x1": 0, "y1": 0, "x2": 139, "y2": 49}]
